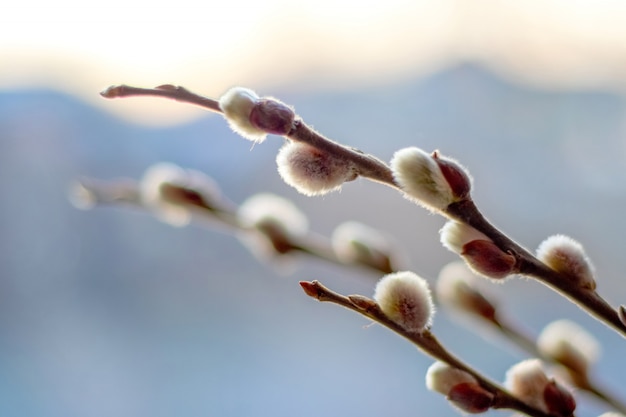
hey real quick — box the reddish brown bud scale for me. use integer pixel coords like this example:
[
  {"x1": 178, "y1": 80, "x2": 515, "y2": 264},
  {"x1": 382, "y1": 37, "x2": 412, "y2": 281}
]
[
  {"x1": 255, "y1": 222, "x2": 295, "y2": 254},
  {"x1": 249, "y1": 99, "x2": 296, "y2": 135},
  {"x1": 432, "y1": 151, "x2": 471, "y2": 200},
  {"x1": 468, "y1": 290, "x2": 497, "y2": 322},
  {"x1": 543, "y1": 380, "x2": 576, "y2": 417},
  {"x1": 447, "y1": 382, "x2": 494, "y2": 414},
  {"x1": 461, "y1": 240, "x2": 516, "y2": 279},
  {"x1": 299, "y1": 281, "x2": 321, "y2": 298}
]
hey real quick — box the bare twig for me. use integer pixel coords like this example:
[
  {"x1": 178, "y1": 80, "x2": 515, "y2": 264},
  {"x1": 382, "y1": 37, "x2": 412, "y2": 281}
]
[
  {"x1": 300, "y1": 280, "x2": 557, "y2": 417},
  {"x1": 100, "y1": 84, "x2": 222, "y2": 112}
]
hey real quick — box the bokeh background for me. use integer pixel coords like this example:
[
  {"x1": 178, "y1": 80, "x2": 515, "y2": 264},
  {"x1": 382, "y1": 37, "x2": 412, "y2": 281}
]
[{"x1": 2, "y1": 1, "x2": 626, "y2": 416}]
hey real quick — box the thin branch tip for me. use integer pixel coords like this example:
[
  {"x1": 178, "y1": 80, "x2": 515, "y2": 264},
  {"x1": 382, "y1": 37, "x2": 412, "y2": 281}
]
[
  {"x1": 299, "y1": 280, "x2": 320, "y2": 299},
  {"x1": 100, "y1": 85, "x2": 124, "y2": 98}
]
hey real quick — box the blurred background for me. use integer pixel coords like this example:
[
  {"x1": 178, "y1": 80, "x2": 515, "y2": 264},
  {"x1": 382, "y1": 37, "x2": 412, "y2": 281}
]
[{"x1": 2, "y1": 1, "x2": 626, "y2": 416}]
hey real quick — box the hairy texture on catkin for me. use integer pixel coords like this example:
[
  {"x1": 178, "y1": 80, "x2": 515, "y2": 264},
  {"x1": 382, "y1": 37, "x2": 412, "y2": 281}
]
[
  {"x1": 276, "y1": 142, "x2": 357, "y2": 196},
  {"x1": 374, "y1": 271, "x2": 435, "y2": 332}
]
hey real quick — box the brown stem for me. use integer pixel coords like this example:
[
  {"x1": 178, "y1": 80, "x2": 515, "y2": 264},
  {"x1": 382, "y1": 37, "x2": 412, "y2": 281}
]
[
  {"x1": 488, "y1": 316, "x2": 626, "y2": 413},
  {"x1": 100, "y1": 85, "x2": 400, "y2": 189},
  {"x1": 100, "y1": 84, "x2": 222, "y2": 113},
  {"x1": 287, "y1": 121, "x2": 399, "y2": 188},
  {"x1": 445, "y1": 199, "x2": 626, "y2": 337},
  {"x1": 73, "y1": 178, "x2": 390, "y2": 277},
  {"x1": 100, "y1": 84, "x2": 625, "y2": 337},
  {"x1": 300, "y1": 280, "x2": 555, "y2": 417}
]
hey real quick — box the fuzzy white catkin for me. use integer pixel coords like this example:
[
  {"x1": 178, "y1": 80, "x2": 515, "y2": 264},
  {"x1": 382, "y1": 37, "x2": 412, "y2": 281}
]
[
  {"x1": 439, "y1": 220, "x2": 491, "y2": 254},
  {"x1": 276, "y1": 142, "x2": 357, "y2": 196},
  {"x1": 218, "y1": 87, "x2": 267, "y2": 142},
  {"x1": 238, "y1": 193, "x2": 309, "y2": 239},
  {"x1": 505, "y1": 359, "x2": 550, "y2": 413},
  {"x1": 140, "y1": 162, "x2": 221, "y2": 227},
  {"x1": 331, "y1": 221, "x2": 391, "y2": 264},
  {"x1": 536, "y1": 234, "x2": 595, "y2": 289},
  {"x1": 436, "y1": 261, "x2": 493, "y2": 315},
  {"x1": 236, "y1": 193, "x2": 309, "y2": 264},
  {"x1": 426, "y1": 361, "x2": 478, "y2": 396},
  {"x1": 390, "y1": 147, "x2": 454, "y2": 212},
  {"x1": 373, "y1": 271, "x2": 434, "y2": 332},
  {"x1": 537, "y1": 319, "x2": 599, "y2": 374}
]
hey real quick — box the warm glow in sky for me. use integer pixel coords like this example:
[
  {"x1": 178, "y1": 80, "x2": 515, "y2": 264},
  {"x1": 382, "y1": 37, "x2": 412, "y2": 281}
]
[{"x1": 3, "y1": 0, "x2": 626, "y2": 124}]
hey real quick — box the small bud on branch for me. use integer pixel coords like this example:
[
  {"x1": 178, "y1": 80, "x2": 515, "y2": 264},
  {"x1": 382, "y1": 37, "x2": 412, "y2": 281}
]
[
  {"x1": 390, "y1": 147, "x2": 471, "y2": 213},
  {"x1": 505, "y1": 359, "x2": 576, "y2": 416},
  {"x1": 536, "y1": 235, "x2": 596, "y2": 291},
  {"x1": 218, "y1": 87, "x2": 267, "y2": 142},
  {"x1": 537, "y1": 319, "x2": 599, "y2": 377},
  {"x1": 436, "y1": 261, "x2": 498, "y2": 322},
  {"x1": 440, "y1": 221, "x2": 517, "y2": 280},
  {"x1": 426, "y1": 361, "x2": 495, "y2": 413},
  {"x1": 237, "y1": 193, "x2": 308, "y2": 257},
  {"x1": 276, "y1": 142, "x2": 358, "y2": 196},
  {"x1": 373, "y1": 271, "x2": 435, "y2": 333}
]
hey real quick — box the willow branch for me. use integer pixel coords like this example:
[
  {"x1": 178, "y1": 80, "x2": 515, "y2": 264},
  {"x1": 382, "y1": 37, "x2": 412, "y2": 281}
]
[
  {"x1": 489, "y1": 316, "x2": 626, "y2": 413},
  {"x1": 100, "y1": 84, "x2": 626, "y2": 337},
  {"x1": 300, "y1": 279, "x2": 556, "y2": 417},
  {"x1": 100, "y1": 84, "x2": 222, "y2": 112},
  {"x1": 71, "y1": 178, "x2": 391, "y2": 276},
  {"x1": 445, "y1": 200, "x2": 626, "y2": 337}
]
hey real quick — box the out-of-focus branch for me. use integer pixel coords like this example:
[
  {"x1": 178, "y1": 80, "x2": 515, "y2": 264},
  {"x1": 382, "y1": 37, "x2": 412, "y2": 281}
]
[{"x1": 70, "y1": 177, "x2": 394, "y2": 276}]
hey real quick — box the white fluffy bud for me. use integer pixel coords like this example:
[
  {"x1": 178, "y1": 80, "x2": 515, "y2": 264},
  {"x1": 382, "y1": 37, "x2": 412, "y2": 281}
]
[
  {"x1": 331, "y1": 221, "x2": 395, "y2": 272},
  {"x1": 440, "y1": 221, "x2": 490, "y2": 254},
  {"x1": 426, "y1": 361, "x2": 494, "y2": 413},
  {"x1": 536, "y1": 235, "x2": 596, "y2": 290},
  {"x1": 437, "y1": 261, "x2": 497, "y2": 321},
  {"x1": 426, "y1": 361, "x2": 478, "y2": 396},
  {"x1": 237, "y1": 193, "x2": 308, "y2": 259},
  {"x1": 373, "y1": 271, "x2": 435, "y2": 332},
  {"x1": 390, "y1": 147, "x2": 471, "y2": 213},
  {"x1": 505, "y1": 359, "x2": 551, "y2": 413},
  {"x1": 440, "y1": 221, "x2": 516, "y2": 280},
  {"x1": 140, "y1": 163, "x2": 222, "y2": 227},
  {"x1": 537, "y1": 319, "x2": 599, "y2": 375},
  {"x1": 276, "y1": 142, "x2": 357, "y2": 196},
  {"x1": 219, "y1": 87, "x2": 267, "y2": 142}
]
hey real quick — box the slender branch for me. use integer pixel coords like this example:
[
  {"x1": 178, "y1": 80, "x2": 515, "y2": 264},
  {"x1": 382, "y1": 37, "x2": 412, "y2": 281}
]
[
  {"x1": 72, "y1": 178, "x2": 390, "y2": 277},
  {"x1": 101, "y1": 84, "x2": 222, "y2": 112},
  {"x1": 445, "y1": 200, "x2": 626, "y2": 336},
  {"x1": 100, "y1": 84, "x2": 626, "y2": 337},
  {"x1": 288, "y1": 121, "x2": 398, "y2": 188},
  {"x1": 489, "y1": 316, "x2": 626, "y2": 413},
  {"x1": 300, "y1": 280, "x2": 557, "y2": 417},
  {"x1": 101, "y1": 84, "x2": 399, "y2": 188}
]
